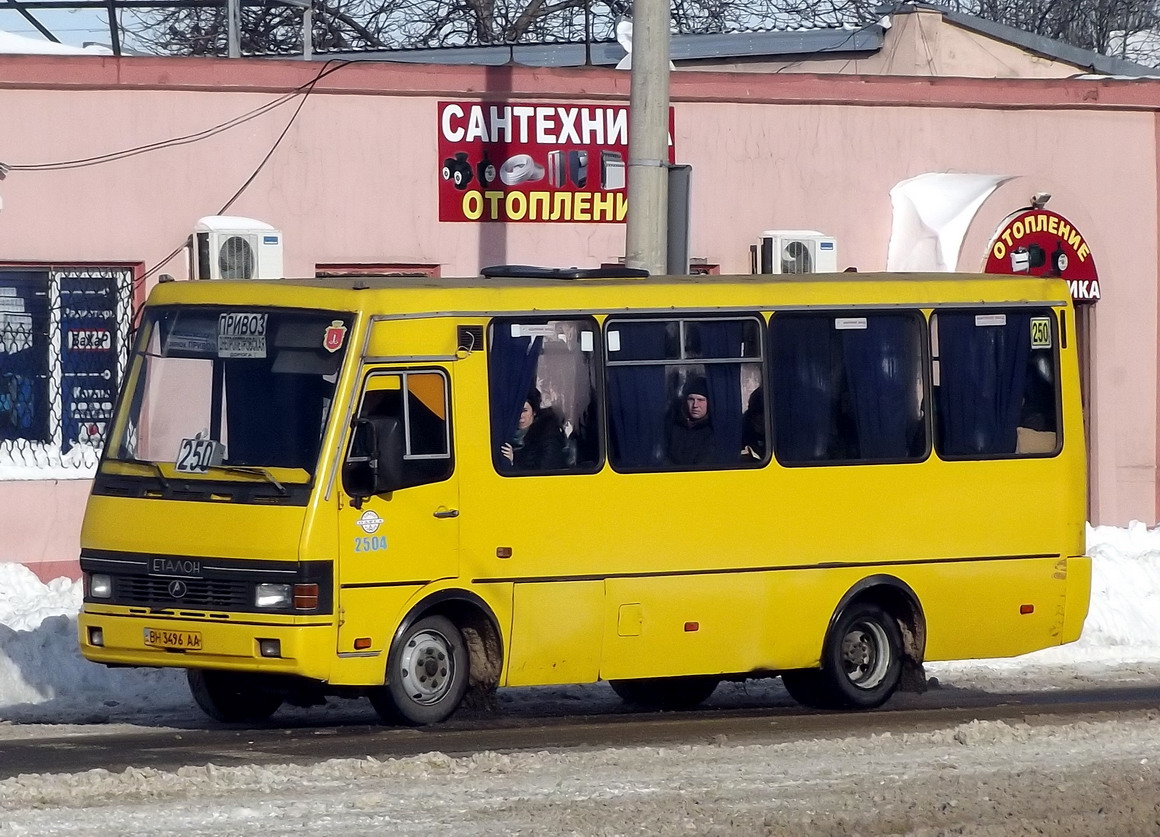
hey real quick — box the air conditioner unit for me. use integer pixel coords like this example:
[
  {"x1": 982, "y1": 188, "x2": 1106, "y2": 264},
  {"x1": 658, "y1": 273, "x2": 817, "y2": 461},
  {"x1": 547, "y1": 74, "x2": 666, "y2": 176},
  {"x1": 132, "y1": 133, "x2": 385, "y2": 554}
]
[
  {"x1": 190, "y1": 216, "x2": 284, "y2": 280},
  {"x1": 757, "y1": 230, "x2": 838, "y2": 275}
]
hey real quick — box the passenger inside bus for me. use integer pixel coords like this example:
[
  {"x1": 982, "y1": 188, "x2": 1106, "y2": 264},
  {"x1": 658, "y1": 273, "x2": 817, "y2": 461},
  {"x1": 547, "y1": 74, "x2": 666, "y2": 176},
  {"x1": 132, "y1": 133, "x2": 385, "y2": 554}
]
[
  {"x1": 740, "y1": 386, "x2": 766, "y2": 461},
  {"x1": 665, "y1": 376, "x2": 716, "y2": 466},
  {"x1": 498, "y1": 388, "x2": 569, "y2": 471}
]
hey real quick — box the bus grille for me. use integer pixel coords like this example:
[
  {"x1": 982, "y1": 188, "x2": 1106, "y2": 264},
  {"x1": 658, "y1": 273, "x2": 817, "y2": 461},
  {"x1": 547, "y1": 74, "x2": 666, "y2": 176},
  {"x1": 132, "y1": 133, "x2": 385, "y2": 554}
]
[{"x1": 115, "y1": 576, "x2": 250, "y2": 610}]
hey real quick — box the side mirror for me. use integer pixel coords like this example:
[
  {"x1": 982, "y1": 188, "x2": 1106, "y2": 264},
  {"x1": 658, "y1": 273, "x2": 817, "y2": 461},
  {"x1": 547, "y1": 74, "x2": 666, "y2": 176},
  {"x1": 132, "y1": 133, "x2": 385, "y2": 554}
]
[{"x1": 342, "y1": 417, "x2": 405, "y2": 507}]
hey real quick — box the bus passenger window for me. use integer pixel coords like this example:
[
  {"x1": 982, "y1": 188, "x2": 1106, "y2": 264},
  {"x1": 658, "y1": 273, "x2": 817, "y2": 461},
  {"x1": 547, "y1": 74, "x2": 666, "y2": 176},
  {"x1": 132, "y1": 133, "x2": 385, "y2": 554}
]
[
  {"x1": 770, "y1": 312, "x2": 926, "y2": 465},
  {"x1": 487, "y1": 318, "x2": 601, "y2": 475},
  {"x1": 606, "y1": 316, "x2": 765, "y2": 471},
  {"x1": 931, "y1": 310, "x2": 1060, "y2": 458}
]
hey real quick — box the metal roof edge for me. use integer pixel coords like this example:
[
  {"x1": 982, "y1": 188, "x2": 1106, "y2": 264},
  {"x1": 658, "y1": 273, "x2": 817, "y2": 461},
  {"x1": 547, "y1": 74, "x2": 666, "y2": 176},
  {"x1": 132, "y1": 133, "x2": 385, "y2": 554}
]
[{"x1": 313, "y1": 26, "x2": 886, "y2": 66}]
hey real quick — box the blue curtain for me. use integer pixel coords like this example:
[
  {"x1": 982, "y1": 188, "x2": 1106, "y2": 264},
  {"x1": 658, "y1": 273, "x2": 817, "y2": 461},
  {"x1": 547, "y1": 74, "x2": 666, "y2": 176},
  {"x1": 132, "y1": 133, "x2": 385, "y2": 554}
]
[
  {"x1": 608, "y1": 321, "x2": 668, "y2": 468},
  {"x1": 696, "y1": 320, "x2": 745, "y2": 461},
  {"x1": 225, "y1": 358, "x2": 328, "y2": 468},
  {"x1": 840, "y1": 315, "x2": 920, "y2": 460},
  {"x1": 771, "y1": 316, "x2": 836, "y2": 462},
  {"x1": 937, "y1": 311, "x2": 1030, "y2": 456},
  {"x1": 487, "y1": 325, "x2": 543, "y2": 455}
]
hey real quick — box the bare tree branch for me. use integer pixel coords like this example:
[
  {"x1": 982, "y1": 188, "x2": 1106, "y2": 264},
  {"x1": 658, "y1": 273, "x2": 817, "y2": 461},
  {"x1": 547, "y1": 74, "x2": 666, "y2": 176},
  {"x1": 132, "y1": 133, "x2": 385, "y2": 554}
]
[{"x1": 121, "y1": 0, "x2": 1160, "y2": 65}]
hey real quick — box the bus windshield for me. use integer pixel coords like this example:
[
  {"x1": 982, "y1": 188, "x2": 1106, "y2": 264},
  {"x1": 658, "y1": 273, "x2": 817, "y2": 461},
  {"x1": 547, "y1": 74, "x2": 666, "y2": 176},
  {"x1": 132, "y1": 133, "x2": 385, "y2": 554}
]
[{"x1": 103, "y1": 306, "x2": 353, "y2": 483}]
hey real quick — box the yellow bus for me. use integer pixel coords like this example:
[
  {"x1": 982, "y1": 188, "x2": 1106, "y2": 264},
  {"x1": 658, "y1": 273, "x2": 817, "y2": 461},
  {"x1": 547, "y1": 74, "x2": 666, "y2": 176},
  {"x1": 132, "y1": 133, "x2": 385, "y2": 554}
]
[{"x1": 77, "y1": 266, "x2": 1091, "y2": 724}]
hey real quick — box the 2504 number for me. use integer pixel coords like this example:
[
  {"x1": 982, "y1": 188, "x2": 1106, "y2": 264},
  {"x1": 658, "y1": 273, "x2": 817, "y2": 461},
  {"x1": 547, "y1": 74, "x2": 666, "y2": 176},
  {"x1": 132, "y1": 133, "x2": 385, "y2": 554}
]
[{"x1": 354, "y1": 536, "x2": 388, "y2": 552}]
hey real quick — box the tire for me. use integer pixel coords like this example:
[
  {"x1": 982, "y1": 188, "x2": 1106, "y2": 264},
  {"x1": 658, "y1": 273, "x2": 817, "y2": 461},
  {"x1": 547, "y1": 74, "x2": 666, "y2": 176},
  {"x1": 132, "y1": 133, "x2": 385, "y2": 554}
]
[
  {"x1": 608, "y1": 675, "x2": 720, "y2": 710},
  {"x1": 187, "y1": 669, "x2": 283, "y2": 723},
  {"x1": 784, "y1": 602, "x2": 903, "y2": 711},
  {"x1": 373, "y1": 615, "x2": 469, "y2": 726}
]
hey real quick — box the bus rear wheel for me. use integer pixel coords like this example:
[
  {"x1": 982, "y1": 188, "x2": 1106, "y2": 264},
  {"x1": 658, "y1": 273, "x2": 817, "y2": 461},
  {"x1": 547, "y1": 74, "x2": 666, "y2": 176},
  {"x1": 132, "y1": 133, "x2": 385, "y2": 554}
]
[
  {"x1": 782, "y1": 602, "x2": 903, "y2": 710},
  {"x1": 372, "y1": 615, "x2": 469, "y2": 726},
  {"x1": 187, "y1": 669, "x2": 284, "y2": 723},
  {"x1": 608, "y1": 675, "x2": 720, "y2": 710}
]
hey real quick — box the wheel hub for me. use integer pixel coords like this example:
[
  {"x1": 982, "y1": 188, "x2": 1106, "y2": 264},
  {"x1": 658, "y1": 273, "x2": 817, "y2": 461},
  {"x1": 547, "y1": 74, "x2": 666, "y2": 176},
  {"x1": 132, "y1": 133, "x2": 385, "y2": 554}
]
[
  {"x1": 840, "y1": 620, "x2": 890, "y2": 690},
  {"x1": 400, "y1": 630, "x2": 454, "y2": 705}
]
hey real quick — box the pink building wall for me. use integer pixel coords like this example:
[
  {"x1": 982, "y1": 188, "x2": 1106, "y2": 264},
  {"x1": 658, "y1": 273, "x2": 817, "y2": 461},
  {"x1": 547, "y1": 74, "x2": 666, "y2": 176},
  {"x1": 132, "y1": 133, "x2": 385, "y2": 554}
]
[{"x1": 1, "y1": 56, "x2": 1157, "y2": 578}]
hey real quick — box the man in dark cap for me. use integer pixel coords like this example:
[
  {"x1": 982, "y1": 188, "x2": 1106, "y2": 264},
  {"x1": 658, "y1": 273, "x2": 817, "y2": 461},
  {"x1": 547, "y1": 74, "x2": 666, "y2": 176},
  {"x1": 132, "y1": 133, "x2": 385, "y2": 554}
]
[{"x1": 665, "y1": 375, "x2": 716, "y2": 466}]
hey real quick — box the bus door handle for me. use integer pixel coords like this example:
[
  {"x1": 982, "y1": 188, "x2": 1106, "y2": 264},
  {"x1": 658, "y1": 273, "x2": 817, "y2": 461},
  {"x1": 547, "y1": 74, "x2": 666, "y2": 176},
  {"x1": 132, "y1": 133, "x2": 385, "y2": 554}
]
[{"x1": 433, "y1": 507, "x2": 459, "y2": 519}]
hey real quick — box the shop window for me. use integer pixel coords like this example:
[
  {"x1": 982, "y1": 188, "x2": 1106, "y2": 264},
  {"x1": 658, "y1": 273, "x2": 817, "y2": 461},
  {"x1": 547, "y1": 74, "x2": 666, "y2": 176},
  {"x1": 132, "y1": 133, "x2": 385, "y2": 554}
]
[
  {"x1": 487, "y1": 318, "x2": 601, "y2": 475},
  {"x1": 606, "y1": 316, "x2": 765, "y2": 471},
  {"x1": 0, "y1": 267, "x2": 133, "y2": 476},
  {"x1": 932, "y1": 309, "x2": 1060, "y2": 458},
  {"x1": 770, "y1": 312, "x2": 927, "y2": 465}
]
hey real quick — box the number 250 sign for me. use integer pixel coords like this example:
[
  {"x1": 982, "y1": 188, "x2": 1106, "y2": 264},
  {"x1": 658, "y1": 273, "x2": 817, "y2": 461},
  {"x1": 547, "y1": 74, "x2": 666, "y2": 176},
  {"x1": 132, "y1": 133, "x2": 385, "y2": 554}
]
[{"x1": 175, "y1": 438, "x2": 218, "y2": 473}]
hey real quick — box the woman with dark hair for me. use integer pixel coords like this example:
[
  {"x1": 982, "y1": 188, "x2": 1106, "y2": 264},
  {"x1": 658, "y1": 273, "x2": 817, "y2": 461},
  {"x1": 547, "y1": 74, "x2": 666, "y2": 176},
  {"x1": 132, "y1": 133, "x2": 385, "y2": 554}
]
[
  {"x1": 741, "y1": 386, "x2": 766, "y2": 461},
  {"x1": 499, "y1": 388, "x2": 568, "y2": 471}
]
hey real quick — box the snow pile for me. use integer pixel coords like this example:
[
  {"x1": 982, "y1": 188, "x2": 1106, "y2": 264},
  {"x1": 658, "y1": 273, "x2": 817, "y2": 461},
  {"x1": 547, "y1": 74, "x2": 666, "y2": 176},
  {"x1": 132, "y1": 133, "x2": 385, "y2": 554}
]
[
  {"x1": 1, "y1": 522, "x2": 1159, "y2": 725},
  {"x1": 0, "y1": 30, "x2": 112, "y2": 55},
  {"x1": 0, "y1": 563, "x2": 189, "y2": 720}
]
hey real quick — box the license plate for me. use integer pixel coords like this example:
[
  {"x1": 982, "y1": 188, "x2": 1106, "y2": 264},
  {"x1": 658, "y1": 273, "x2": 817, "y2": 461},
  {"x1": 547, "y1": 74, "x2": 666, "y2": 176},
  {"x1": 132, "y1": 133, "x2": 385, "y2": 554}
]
[{"x1": 143, "y1": 628, "x2": 203, "y2": 651}]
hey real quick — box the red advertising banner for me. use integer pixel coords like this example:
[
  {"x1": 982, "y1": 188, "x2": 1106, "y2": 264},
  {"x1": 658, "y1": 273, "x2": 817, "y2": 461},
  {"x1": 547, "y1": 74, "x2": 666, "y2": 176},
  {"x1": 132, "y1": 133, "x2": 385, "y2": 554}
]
[
  {"x1": 437, "y1": 101, "x2": 675, "y2": 223},
  {"x1": 982, "y1": 208, "x2": 1101, "y2": 303}
]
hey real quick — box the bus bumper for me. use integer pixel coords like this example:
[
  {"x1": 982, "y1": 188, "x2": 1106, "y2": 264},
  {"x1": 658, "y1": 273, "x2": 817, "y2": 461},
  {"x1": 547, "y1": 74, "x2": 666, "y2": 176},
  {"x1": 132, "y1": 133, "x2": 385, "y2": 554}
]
[{"x1": 78, "y1": 610, "x2": 336, "y2": 682}]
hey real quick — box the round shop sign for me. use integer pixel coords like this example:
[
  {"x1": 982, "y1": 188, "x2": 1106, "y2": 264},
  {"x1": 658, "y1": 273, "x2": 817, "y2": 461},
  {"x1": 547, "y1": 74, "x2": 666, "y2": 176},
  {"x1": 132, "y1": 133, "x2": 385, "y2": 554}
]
[{"x1": 983, "y1": 208, "x2": 1100, "y2": 303}]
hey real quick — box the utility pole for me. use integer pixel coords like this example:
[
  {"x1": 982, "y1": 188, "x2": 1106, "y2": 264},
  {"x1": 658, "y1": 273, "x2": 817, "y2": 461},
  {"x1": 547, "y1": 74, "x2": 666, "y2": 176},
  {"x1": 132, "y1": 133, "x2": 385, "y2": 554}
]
[{"x1": 623, "y1": 0, "x2": 671, "y2": 277}]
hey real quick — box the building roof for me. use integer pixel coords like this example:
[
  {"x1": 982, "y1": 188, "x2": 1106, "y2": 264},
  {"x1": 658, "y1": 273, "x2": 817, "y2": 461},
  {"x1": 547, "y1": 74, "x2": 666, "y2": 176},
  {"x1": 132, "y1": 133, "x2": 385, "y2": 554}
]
[
  {"x1": 0, "y1": 29, "x2": 111, "y2": 55},
  {"x1": 900, "y1": 3, "x2": 1154, "y2": 76},
  {"x1": 311, "y1": 2, "x2": 1154, "y2": 77},
  {"x1": 316, "y1": 25, "x2": 887, "y2": 67}
]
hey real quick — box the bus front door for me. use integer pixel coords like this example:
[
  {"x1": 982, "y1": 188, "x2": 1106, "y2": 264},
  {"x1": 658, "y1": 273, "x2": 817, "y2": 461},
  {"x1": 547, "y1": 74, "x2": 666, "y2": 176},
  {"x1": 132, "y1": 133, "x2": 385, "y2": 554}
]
[{"x1": 334, "y1": 367, "x2": 459, "y2": 668}]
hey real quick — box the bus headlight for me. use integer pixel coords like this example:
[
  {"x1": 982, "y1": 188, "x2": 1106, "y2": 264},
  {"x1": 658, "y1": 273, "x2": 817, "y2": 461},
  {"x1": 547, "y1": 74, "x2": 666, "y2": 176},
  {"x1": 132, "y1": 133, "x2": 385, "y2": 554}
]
[
  {"x1": 255, "y1": 583, "x2": 292, "y2": 608},
  {"x1": 89, "y1": 573, "x2": 113, "y2": 599}
]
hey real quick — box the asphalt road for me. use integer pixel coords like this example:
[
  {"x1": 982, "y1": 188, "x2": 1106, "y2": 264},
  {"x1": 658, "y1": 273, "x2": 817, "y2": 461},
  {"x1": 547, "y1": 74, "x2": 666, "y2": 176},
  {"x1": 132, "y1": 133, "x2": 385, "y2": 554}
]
[{"x1": 2, "y1": 682, "x2": 1158, "y2": 779}]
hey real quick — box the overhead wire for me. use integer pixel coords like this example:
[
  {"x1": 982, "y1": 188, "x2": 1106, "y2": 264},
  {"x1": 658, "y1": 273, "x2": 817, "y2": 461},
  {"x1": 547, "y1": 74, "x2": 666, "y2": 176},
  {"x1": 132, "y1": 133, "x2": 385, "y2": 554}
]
[
  {"x1": 132, "y1": 59, "x2": 353, "y2": 294},
  {"x1": 6, "y1": 59, "x2": 352, "y2": 172},
  {"x1": 773, "y1": 14, "x2": 893, "y2": 74}
]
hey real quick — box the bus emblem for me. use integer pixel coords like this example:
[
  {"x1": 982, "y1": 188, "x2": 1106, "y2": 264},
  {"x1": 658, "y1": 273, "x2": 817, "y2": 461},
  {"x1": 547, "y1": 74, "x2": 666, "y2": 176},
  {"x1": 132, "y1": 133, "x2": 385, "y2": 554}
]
[
  {"x1": 324, "y1": 320, "x2": 347, "y2": 353},
  {"x1": 167, "y1": 580, "x2": 189, "y2": 599},
  {"x1": 356, "y1": 510, "x2": 383, "y2": 534}
]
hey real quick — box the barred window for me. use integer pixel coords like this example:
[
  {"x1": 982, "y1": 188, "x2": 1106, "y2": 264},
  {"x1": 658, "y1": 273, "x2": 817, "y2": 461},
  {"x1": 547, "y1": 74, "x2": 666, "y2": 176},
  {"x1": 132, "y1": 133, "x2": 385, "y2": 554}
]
[{"x1": 0, "y1": 268, "x2": 133, "y2": 478}]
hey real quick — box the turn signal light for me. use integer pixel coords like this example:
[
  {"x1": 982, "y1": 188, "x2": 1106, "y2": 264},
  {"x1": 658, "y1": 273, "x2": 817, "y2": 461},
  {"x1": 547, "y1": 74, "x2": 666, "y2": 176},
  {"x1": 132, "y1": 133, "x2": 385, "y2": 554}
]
[
  {"x1": 293, "y1": 583, "x2": 320, "y2": 610},
  {"x1": 684, "y1": 621, "x2": 700, "y2": 632},
  {"x1": 1019, "y1": 604, "x2": 1035, "y2": 615}
]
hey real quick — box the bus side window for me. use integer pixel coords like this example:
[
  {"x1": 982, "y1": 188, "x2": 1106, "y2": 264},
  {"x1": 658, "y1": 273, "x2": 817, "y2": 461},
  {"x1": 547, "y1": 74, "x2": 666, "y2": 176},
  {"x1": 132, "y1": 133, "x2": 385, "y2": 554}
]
[
  {"x1": 606, "y1": 316, "x2": 765, "y2": 471},
  {"x1": 487, "y1": 317, "x2": 602, "y2": 476},
  {"x1": 352, "y1": 371, "x2": 452, "y2": 489},
  {"x1": 931, "y1": 310, "x2": 1060, "y2": 458},
  {"x1": 770, "y1": 312, "x2": 927, "y2": 465}
]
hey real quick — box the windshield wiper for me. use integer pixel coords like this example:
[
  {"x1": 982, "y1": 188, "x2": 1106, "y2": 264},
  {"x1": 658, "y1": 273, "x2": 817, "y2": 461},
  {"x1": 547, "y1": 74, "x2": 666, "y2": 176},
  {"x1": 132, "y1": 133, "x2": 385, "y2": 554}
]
[
  {"x1": 125, "y1": 457, "x2": 170, "y2": 492},
  {"x1": 211, "y1": 466, "x2": 288, "y2": 496}
]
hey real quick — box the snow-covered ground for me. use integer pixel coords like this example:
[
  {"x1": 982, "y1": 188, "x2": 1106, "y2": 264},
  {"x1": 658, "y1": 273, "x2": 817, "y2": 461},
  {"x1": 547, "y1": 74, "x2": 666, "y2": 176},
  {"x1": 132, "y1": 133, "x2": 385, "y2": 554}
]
[{"x1": 1, "y1": 523, "x2": 1158, "y2": 835}]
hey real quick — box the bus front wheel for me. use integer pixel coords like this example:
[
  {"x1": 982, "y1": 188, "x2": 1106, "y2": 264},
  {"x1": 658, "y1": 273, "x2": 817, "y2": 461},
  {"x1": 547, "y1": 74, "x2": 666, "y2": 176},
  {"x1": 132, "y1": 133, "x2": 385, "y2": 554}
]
[
  {"x1": 782, "y1": 601, "x2": 903, "y2": 710},
  {"x1": 608, "y1": 675, "x2": 720, "y2": 710},
  {"x1": 187, "y1": 669, "x2": 283, "y2": 723},
  {"x1": 372, "y1": 615, "x2": 469, "y2": 726}
]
